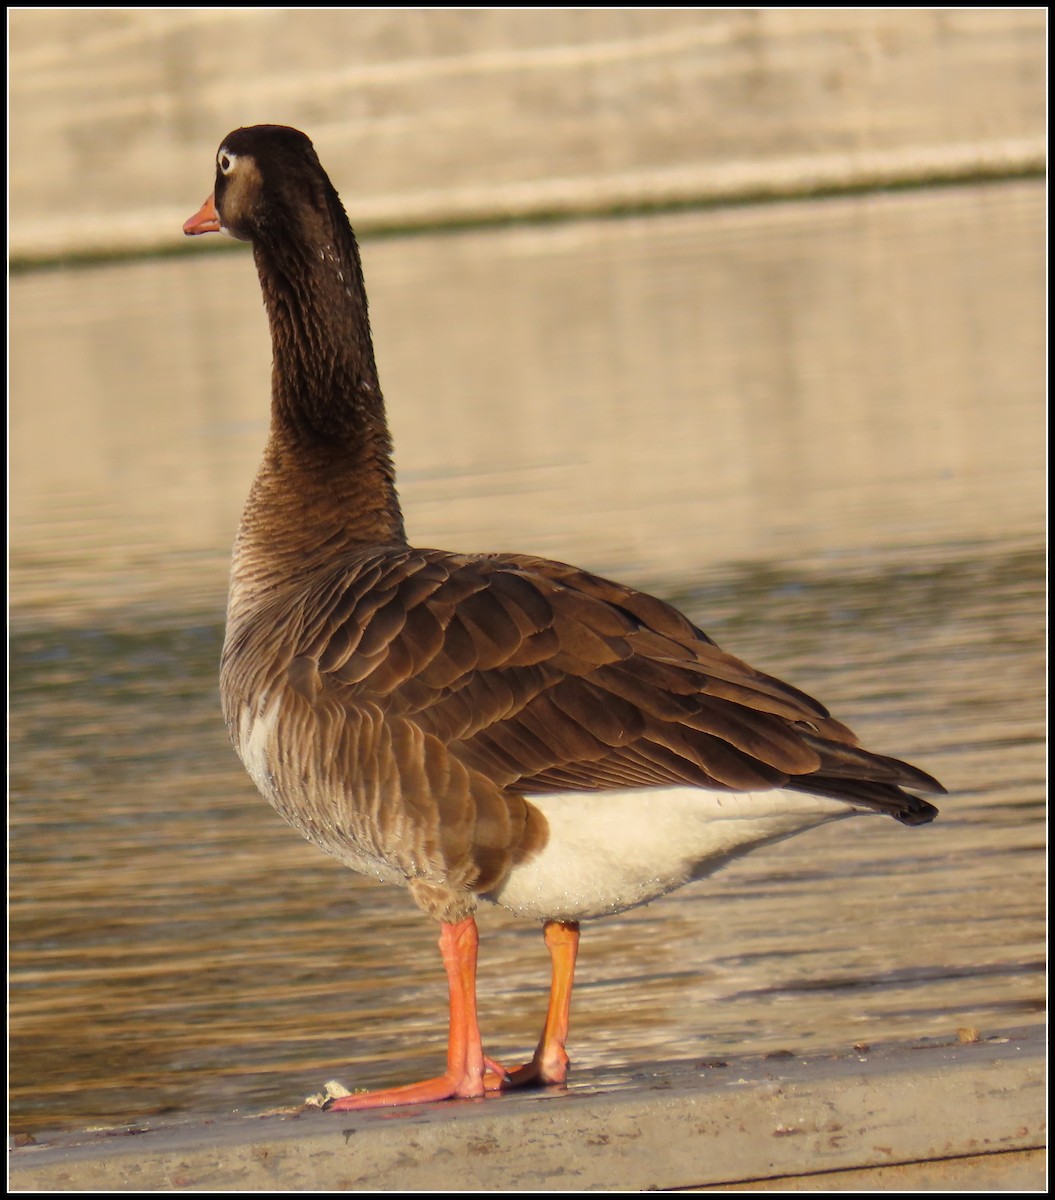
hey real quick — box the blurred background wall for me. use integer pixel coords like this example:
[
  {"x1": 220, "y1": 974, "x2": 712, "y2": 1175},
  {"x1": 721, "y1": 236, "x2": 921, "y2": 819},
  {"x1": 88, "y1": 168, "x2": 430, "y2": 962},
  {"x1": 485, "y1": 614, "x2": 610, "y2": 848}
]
[{"x1": 10, "y1": 8, "x2": 1046, "y2": 260}]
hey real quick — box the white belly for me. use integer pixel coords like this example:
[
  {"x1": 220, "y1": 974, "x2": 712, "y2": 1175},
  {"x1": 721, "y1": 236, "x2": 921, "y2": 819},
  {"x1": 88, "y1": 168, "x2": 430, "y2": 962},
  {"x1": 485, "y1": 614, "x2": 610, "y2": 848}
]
[
  {"x1": 236, "y1": 696, "x2": 865, "y2": 922},
  {"x1": 483, "y1": 787, "x2": 861, "y2": 922}
]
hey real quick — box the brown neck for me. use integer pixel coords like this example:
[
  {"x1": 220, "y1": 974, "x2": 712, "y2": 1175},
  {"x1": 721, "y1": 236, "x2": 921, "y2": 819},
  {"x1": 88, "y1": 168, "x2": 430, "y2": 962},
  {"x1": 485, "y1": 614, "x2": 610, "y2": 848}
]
[
  {"x1": 234, "y1": 203, "x2": 407, "y2": 596},
  {"x1": 230, "y1": 434, "x2": 406, "y2": 607},
  {"x1": 254, "y1": 204, "x2": 384, "y2": 438}
]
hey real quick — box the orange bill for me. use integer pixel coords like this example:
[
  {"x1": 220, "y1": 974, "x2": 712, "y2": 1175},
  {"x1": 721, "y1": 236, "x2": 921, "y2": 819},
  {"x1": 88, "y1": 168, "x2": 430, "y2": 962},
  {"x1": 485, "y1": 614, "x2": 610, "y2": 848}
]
[{"x1": 183, "y1": 194, "x2": 221, "y2": 236}]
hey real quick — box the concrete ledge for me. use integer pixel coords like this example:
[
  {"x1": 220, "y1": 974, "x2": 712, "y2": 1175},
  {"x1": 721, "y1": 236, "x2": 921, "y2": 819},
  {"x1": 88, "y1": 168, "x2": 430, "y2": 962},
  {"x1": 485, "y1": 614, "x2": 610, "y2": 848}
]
[
  {"x1": 8, "y1": 1025, "x2": 1045, "y2": 1191},
  {"x1": 693, "y1": 1149, "x2": 1046, "y2": 1191}
]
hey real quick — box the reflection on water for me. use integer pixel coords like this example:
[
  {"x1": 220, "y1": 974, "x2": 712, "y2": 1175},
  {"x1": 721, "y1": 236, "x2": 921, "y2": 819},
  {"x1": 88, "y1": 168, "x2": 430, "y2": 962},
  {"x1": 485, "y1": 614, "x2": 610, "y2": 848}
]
[{"x1": 9, "y1": 183, "x2": 1045, "y2": 1134}]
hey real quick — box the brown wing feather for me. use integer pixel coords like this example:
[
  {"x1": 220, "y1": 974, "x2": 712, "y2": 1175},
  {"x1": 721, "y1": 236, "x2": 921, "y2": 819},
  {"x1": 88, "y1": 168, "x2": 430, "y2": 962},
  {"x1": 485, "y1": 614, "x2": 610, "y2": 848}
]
[
  {"x1": 222, "y1": 547, "x2": 942, "y2": 902},
  {"x1": 275, "y1": 549, "x2": 942, "y2": 843}
]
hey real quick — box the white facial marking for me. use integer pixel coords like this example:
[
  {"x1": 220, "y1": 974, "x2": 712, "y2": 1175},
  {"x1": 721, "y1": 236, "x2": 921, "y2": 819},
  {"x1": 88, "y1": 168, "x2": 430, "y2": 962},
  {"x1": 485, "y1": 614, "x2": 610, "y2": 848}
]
[{"x1": 217, "y1": 148, "x2": 238, "y2": 176}]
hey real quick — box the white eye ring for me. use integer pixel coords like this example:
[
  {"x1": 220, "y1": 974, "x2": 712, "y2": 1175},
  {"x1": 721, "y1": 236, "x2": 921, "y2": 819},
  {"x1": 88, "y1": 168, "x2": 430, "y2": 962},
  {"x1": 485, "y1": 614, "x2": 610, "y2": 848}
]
[{"x1": 217, "y1": 149, "x2": 237, "y2": 176}]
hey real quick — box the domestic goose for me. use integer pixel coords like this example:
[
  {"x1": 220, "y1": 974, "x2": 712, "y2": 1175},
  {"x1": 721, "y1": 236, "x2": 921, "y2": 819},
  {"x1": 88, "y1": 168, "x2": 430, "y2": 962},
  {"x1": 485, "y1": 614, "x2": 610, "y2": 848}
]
[{"x1": 184, "y1": 124, "x2": 944, "y2": 1110}]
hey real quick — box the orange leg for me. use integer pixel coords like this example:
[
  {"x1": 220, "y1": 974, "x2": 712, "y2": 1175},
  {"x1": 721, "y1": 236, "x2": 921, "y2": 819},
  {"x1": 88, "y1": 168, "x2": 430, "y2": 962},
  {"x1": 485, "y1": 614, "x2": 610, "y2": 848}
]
[
  {"x1": 497, "y1": 919, "x2": 580, "y2": 1090},
  {"x1": 327, "y1": 915, "x2": 486, "y2": 1110}
]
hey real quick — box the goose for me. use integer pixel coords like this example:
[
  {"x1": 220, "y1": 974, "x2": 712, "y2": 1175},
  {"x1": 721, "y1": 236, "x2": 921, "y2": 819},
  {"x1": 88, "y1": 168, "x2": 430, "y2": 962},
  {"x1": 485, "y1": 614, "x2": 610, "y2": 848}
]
[{"x1": 184, "y1": 124, "x2": 944, "y2": 1111}]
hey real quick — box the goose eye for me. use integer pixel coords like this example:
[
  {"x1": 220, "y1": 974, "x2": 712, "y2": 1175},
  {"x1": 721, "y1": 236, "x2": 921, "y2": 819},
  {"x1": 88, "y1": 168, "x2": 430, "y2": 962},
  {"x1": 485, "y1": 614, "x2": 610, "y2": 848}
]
[{"x1": 217, "y1": 150, "x2": 236, "y2": 176}]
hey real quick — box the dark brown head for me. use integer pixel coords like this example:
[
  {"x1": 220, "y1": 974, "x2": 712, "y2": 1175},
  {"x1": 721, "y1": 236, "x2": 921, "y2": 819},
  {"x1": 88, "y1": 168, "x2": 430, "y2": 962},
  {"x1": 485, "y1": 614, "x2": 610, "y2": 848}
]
[{"x1": 183, "y1": 125, "x2": 344, "y2": 249}]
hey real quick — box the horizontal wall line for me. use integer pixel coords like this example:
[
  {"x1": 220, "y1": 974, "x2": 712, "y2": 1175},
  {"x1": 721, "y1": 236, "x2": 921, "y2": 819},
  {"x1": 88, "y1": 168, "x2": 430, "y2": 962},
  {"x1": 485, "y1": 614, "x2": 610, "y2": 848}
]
[{"x1": 10, "y1": 136, "x2": 1046, "y2": 274}]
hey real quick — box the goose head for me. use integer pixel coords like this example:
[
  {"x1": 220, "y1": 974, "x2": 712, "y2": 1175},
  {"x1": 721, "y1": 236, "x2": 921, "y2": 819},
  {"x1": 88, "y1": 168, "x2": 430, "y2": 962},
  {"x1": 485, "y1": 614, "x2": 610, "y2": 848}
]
[{"x1": 183, "y1": 124, "x2": 341, "y2": 248}]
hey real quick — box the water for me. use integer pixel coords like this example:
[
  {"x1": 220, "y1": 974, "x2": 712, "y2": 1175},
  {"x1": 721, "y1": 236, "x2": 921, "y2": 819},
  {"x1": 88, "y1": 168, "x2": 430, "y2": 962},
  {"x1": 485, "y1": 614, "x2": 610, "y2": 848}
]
[{"x1": 9, "y1": 183, "x2": 1045, "y2": 1134}]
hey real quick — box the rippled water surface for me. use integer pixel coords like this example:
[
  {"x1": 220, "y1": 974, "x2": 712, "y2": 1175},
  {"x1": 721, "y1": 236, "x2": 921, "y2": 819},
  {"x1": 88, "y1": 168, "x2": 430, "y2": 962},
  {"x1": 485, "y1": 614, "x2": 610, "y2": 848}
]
[{"x1": 9, "y1": 185, "x2": 1045, "y2": 1134}]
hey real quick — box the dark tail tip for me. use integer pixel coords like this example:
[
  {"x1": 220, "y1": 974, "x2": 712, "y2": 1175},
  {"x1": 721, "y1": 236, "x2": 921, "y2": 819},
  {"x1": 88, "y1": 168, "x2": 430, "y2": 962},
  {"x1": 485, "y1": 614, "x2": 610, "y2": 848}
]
[{"x1": 895, "y1": 797, "x2": 941, "y2": 826}]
